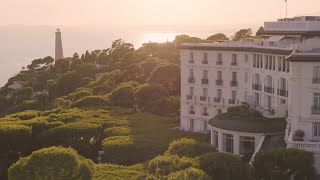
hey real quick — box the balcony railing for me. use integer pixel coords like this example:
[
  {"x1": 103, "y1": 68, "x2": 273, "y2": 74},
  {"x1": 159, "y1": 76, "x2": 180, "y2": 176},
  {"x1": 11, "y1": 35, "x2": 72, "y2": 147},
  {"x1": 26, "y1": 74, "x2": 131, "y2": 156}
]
[
  {"x1": 186, "y1": 95, "x2": 193, "y2": 100},
  {"x1": 252, "y1": 84, "x2": 262, "y2": 91},
  {"x1": 200, "y1": 96, "x2": 207, "y2": 101},
  {"x1": 202, "y1": 79, "x2": 209, "y2": 85},
  {"x1": 202, "y1": 112, "x2": 209, "y2": 117},
  {"x1": 214, "y1": 97, "x2": 221, "y2": 103},
  {"x1": 216, "y1": 80, "x2": 223, "y2": 86},
  {"x1": 189, "y1": 110, "x2": 195, "y2": 115},
  {"x1": 264, "y1": 87, "x2": 274, "y2": 94},
  {"x1": 313, "y1": 78, "x2": 320, "y2": 84},
  {"x1": 188, "y1": 60, "x2": 194, "y2": 64},
  {"x1": 311, "y1": 107, "x2": 320, "y2": 115},
  {"x1": 228, "y1": 99, "x2": 236, "y2": 104},
  {"x1": 188, "y1": 77, "x2": 195, "y2": 83},
  {"x1": 230, "y1": 81, "x2": 238, "y2": 87},
  {"x1": 231, "y1": 61, "x2": 237, "y2": 66},
  {"x1": 277, "y1": 89, "x2": 288, "y2": 97},
  {"x1": 216, "y1": 61, "x2": 223, "y2": 65},
  {"x1": 202, "y1": 60, "x2": 208, "y2": 64}
]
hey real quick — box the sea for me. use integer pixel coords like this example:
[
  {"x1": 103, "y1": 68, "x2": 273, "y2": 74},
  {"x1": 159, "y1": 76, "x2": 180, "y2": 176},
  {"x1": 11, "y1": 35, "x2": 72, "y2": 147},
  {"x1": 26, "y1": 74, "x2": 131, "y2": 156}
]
[{"x1": 0, "y1": 25, "x2": 236, "y2": 87}]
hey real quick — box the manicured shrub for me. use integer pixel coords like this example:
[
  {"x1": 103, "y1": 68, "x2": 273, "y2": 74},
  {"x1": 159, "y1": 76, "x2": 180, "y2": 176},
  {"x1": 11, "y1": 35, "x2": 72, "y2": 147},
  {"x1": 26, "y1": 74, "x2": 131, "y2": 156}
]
[
  {"x1": 8, "y1": 146, "x2": 94, "y2": 180},
  {"x1": 252, "y1": 148, "x2": 315, "y2": 180},
  {"x1": 102, "y1": 136, "x2": 135, "y2": 165},
  {"x1": 0, "y1": 124, "x2": 32, "y2": 154},
  {"x1": 53, "y1": 98, "x2": 71, "y2": 109},
  {"x1": 199, "y1": 152, "x2": 249, "y2": 180},
  {"x1": 293, "y1": 130, "x2": 305, "y2": 141},
  {"x1": 166, "y1": 138, "x2": 215, "y2": 158},
  {"x1": 70, "y1": 96, "x2": 109, "y2": 108},
  {"x1": 103, "y1": 127, "x2": 131, "y2": 137},
  {"x1": 108, "y1": 84, "x2": 135, "y2": 108},
  {"x1": 71, "y1": 90, "x2": 93, "y2": 102},
  {"x1": 147, "y1": 155, "x2": 198, "y2": 177},
  {"x1": 9, "y1": 110, "x2": 39, "y2": 120},
  {"x1": 37, "y1": 122, "x2": 101, "y2": 158},
  {"x1": 168, "y1": 167, "x2": 211, "y2": 180},
  {"x1": 93, "y1": 164, "x2": 146, "y2": 180}
]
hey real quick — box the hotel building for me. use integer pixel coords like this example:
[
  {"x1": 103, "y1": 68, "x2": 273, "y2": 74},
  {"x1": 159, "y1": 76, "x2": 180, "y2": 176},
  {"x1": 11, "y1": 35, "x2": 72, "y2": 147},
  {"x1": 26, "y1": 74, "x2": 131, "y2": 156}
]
[{"x1": 179, "y1": 16, "x2": 320, "y2": 169}]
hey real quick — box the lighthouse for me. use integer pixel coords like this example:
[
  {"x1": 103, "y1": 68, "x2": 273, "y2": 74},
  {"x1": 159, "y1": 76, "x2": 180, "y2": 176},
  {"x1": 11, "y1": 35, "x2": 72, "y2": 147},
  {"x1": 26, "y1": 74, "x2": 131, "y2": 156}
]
[{"x1": 55, "y1": 29, "x2": 64, "y2": 60}]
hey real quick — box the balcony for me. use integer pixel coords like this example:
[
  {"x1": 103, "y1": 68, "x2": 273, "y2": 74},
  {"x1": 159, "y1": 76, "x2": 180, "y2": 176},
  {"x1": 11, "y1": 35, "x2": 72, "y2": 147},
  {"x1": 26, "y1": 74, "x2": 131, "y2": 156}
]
[
  {"x1": 186, "y1": 95, "x2": 193, "y2": 100},
  {"x1": 311, "y1": 107, "x2": 320, "y2": 115},
  {"x1": 228, "y1": 99, "x2": 236, "y2": 104},
  {"x1": 202, "y1": 79, "x2": 209, "y2": 85},
  {"x1": 252, "y1": 84, "x2": 262, "y2": 91},
  {"x1": 230, "y1": 81, "x2": 238, "y2": 87},
  {"x1": 313, "y1": 78, "x2": 320, "y2": 84},
  {"x1": 188, "y1": 77, "x2": 195, "y2": 83},
  {"x1": 231, "y1": 61, "x2": 237, "y2": 66},
  {"x1": 216, "y1": 61, "x2": 223, "y2": 65},
  {"x1": 200, "y1": 96, "x2": 207, "y2": 102},
  {"x1": 214, "y1": 97, "x2": 221, "y2": 103},
  {"x1": 264, "y1": 87, "x2": 274, "y2": 94},
  {"x1": 277, "y1": 89, "x2": 288, "y2": 97},
  {"x1": 216, "y1": 80, "x2": 223, "y2": 86},
  {"x1": 189, "y1": 110, "x2": 195, "y2": 115},
  {"x1": 202, "y1": 60, "x2": 208, "y2": 64},
  {"x1": 188, "y1": 60, "x2": 194, "y2": 64},
  {"x1": 202, "y1": 112, "x2": 209, "y2": 117}
]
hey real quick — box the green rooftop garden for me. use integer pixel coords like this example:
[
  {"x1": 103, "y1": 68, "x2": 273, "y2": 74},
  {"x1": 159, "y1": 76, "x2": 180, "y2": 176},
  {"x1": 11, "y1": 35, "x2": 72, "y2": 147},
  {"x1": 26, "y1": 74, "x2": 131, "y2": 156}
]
[{"x1": 209, "y1": 105, "x2": 286, "y2": 133}]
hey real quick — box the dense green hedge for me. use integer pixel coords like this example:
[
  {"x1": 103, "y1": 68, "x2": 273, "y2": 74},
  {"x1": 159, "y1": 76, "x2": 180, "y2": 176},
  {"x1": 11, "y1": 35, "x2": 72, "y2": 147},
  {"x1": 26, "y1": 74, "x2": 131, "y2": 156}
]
[
  {"x1": 199, "y1": 152, "x2": 249, "y2": 180},
  {"x1": 166, "y1": 138, "x2": 215, "y2": 158},
  {"x1": 108, "y1": 84, "x2": 135, "y2": 108},
  {"x1": 0, "y1": 124, "x2": 32, "y2": 154},
  {"x1": 167, "y1": 167, "x2": 211, "y2": 180},
  {"x1": 103, "y1": 127, "x2": 131, "y2": 137},
  {"x1": 102, "y1": 136, "x2": 135, "y2": 165},
  {"x1": 93, "y1": 164, "x2": 146, "y2": 180},
  {"x1": 147, "y1": 155, "x2": 198, "y2": 177},
  {"x1": 8, "y1": 146, "x2": 94, "y2": 180},
  {"x1": 70, "y1": 96, "x2": 109, "y2": 108},
  {"x1": 9, "y1": 110, "x2": 39, "y2": 120}
]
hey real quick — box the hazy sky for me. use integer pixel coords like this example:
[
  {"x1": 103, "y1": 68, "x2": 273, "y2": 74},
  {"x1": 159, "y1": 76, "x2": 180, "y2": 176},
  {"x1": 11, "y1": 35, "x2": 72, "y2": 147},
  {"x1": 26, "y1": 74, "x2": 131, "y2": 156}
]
[{"x1": 1, "y1": 0, "x2": 320, "y2": 27}]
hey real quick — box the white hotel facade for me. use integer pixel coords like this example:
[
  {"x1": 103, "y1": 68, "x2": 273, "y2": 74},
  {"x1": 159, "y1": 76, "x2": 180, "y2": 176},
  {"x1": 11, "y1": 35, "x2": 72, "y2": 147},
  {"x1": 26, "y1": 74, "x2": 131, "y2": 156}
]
[{"x1": 180, "y1": 16, "x2": 320, "y2": 168}]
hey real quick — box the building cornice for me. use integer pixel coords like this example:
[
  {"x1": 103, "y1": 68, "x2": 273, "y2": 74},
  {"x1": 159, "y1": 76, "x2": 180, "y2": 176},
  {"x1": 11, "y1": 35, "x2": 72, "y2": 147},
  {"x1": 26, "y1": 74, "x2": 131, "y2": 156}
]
[{"x1": 285, "y1": 54, "x2": 320, "y2": 62}]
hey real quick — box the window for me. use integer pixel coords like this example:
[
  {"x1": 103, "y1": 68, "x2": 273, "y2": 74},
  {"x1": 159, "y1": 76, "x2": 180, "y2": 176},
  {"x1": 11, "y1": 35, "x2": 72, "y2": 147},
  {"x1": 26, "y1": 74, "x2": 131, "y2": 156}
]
[
  {"x1": 232, "y1": 72, "x2": 237, "y2": 82},
  {"x1": 313, "y1": 66, "x2": 320, "y2": 83},
  {"x1": 203, "y1": 53, "x2": 208, "y2": 64},
  {"x1": 190, "y1": 119, "x2": 194, "y2": 130},
  {"x1": 203, "y1": 107, "x2": 208, "y2": 116},
  {"x1": 255, "y1": 93, "x2": 260, "y2": 106},
  {"x1": 217, "y1": 109, "x2": 222, "y2": 114},
  {"x1": 278, "y1": 57, "x2": 282, "y2": 71},
  {"x1": 231, "y1": 54, "x2": 237, "y2": 65},
  {"x1": 253, "y1": 54, "x2": 256, "y2": 68},
  {"x1": 282, "y1": 57, "x2": 286, "y2": 72},
  {"x1": 189, "y1": 69, "x2": 194, "y2": 77},
  {"x1": 213, "y1": 130, "x2": 219, "y2": 148},
  {"x1": 240, "y1": 136, "x2": 255, "y2": 155},
  {"x1": 280, "y1": 78, "x2": 286, "y2": 90},
  {"x1": 203, "y1": 70, "x2": 208, "y2": 79},
  {"x1": 265, "y1": 55, "x2": 268, "y2": 69},
  {"x1": 218, "y1": 53, "x2": 223, "y2": 63},
  {"x1": 245, "y1": 54, "x2": 249, "y2": 62},
  {"x1": 313, "y1": 122, "x2": 320, "y2": 136},
  {"x1": 223, "y1": 133, "x2": 234, "y2": 153},
  {"x1": 203, "y1": 121, "x2": 208, "y2": 131},
  {"x1": 269, "y1": 56, "x2": 272, "y2": 70},
  {"x1": 189, "y1": 106, "x2": 195, "y2": 114},
  {"x1": 189, "y1": 87, "x2": 194, "y2": 96},
  {"x1": 273, "y1": 57, "x2": 276, "y2": 70},
  {"x1": 189, "y1": 52, "x2": 194, "y2": 63},
  {"x1": 217, "y1": 89, "x2": 222, "y2": 98},
  {"x1": 232, "y1": 90, "x2": 237, "y2": 100},
  {"x1": 217, "y1": 71, "x2": 222, "y2": 80},
  {"x1": 313, "y1": 93, "x2": 320, "y2": 109},
  {"x1": 203, "y1": 88, "x2": 208, "y2": 97}
]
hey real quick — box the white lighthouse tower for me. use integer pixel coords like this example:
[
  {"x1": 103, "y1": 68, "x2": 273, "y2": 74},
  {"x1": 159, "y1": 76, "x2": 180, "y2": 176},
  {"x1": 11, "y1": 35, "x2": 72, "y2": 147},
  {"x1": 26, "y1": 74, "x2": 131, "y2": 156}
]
[{"x1": 55, "y1": 29, "x2": 64, "y2": 60}]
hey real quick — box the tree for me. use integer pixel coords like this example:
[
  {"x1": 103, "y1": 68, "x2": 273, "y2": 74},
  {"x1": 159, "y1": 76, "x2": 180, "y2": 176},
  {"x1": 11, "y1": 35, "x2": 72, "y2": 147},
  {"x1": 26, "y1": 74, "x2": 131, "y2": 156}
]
[
  {"x1": 199, "y1": 152, "x2": 249, "y2": 180},
  {"x1": 147, "y1": 155, "x2": 198, "y2": 177},
  {"x1": 168, "y1": 167, "x2": 211, "y2": 180},
  {"x1": 166, "y1": 138, "x2": 215, "y2": 158},
  {"x1": 206, "y1": 33, "x2": 229, "y2": 41},
  {"x1": 252, "y1": 148, "x2": 315, "y2": 180},
  {"x1": 173, "y1": 35, "x2": 204, "y2": 46},
  {"x1": 256, "y1": 26, "x2": 264, "y2": 36},
  {"x1": 232, "y1": 28, "x2": 253, "y2": 41},
  {"x1": 27, "y1": 56, "x2": 54, "y2": 70},
  {"x1": 147, "y1": 63, "x2": 180, "y2": 95},
  {"x1": 8, "y1": 146, "x2": 94, "y2": 180}
]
